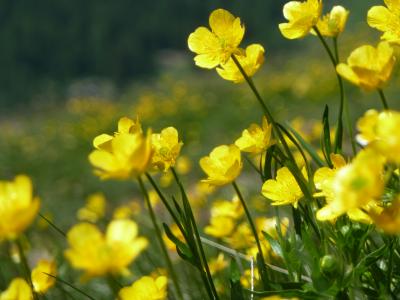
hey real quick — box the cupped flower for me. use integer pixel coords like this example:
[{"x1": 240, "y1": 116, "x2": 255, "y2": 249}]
[
  {"x1": 119, "y1": 275, "x2": 168, "y2": 300},
  {"x1": 370, "y1": 197, "x2": 400, "y2": 235},
  {"x1": 279, "y1": 0, "x2": 322, "y2": 39},
  {"x1": 313, "y1": 5, "x2": 349, "y2": 37},
  {"x1": 77, "y1": 193, "x2": 107, "y2": 223},
  {"x1": 188, "y1": 8, "x2": 245, "y2": 69},
  {"x1": 235, "y1": 116, "x2": 274, "y2": 154},
  {"x1": 357, "y1": 109, "x2": 400, "y2": 163},
  {"x1": 216, "y1": 44, "x2": 265, "y2": 83},
  {"x1": 261, "y1": 167, "x2": 306, "y2": 208},
  {"x1": 89, "y1": 117, "x2": 153, "y2": 180},
  {"x1": 0, "y1": 278, "x2": 32, "y2": 300},
  {"x1": 64, "y1": 219, "x2": 148, "y2": 279},
  {"x1": 316, "y1": 149, "x2": 385, "y2": 222},
  {"x1": 368, "y1": 0, "x2": 400, "y2": 45},
  {"x1": 31, "y1": 259, "x2": 57, "y2": 294},
  {"x1": 200, "y1": 144, "x2": 242, "y2": 186},
  {"x1": 336, "y1": 42, "x2": 396, "y2": 91},
  {"x1": 0, "y1": 175, "x2": 40, "y2": 240},
  {"x1": 151, "y1": 127, "x2": 183, "y2": 172}
]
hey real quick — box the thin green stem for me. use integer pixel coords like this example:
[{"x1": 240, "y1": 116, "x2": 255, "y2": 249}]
[
  {"x1": 16, "y1": 238, "x2": 39, "y2": 300},
  {"x1": 170, "y1": 167, "x2": 219, "y2": 299},
  {"x1": 232, "y1": 181, "x2": 267, "y2": 278},
  {"x1": 39, "y1": 213, "x2": 66, "y2": 238},
  {"x1": 378, "y1": 89, "x2": 389, "y2": 110},
  {"x1": 44, "y1": 273, "x2": 96, "y2": 300},
  {"x1": 137, "y1": 176, "x2": 184, "y2": 300}
]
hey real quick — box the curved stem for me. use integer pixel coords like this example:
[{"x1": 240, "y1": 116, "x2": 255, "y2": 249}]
[
  {"x1": 137, "y1": 176, "x2": 184, "y2": 300},
  {"x1": 378, "y1": 89, "x2": 389, "y2": 110},
  {"x1": 16, "y1": 238, "x2": 39, "y2": 300},
  {"x1": 232, "y1": 181, "x2": 267, "y2": 279}
]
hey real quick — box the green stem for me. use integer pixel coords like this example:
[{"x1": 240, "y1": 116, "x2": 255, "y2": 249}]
[
  {"x1": 16, "y1": 238, "x2": 39, "y2": 300},
  {"x1": 232, "y1": 181, "x2": 268, "y2": 281},
  {"x1": 378, "y1": 89, "x2": 389, "y2": 110},
  {"x1": 170, "y1": 167, "x2": 219, "y2": 299},
  {"x1": 44, "y1": 273, "x2": 96, "y2": 300},
  {"x1": 39, "y1": 213, "x2": 66, "y2": 238},
  {"x1": 137, "y1": 176, "x2": 184, "y2": 300}
]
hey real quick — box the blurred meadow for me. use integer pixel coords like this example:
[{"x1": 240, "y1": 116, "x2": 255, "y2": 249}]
[{"x1": 1, "y1": 0, "x2": 400, "y2": 298}]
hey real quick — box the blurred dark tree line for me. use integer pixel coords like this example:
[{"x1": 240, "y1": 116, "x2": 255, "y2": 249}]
[
  {"x1": 0, "y1": 0, "x2": 373, "y2": 107},
  {"x1": 0, "y1": 0, "x2": 287, "y2": 106}
]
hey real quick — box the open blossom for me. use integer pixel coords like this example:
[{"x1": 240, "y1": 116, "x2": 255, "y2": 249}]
[
  {"x1": 0, "y1": 175, "x2": 40, "y2": 240},
  {"x1": 151, "y1": 127, "x2": 183, "y2": 172},
  {"x1": 336, "y1": 42, "x2": 396, "y2": 91},
  {"x1": 261, "y1": 167, "x2": 306, "y2": 208},
  {"x1": 235, "y1": 116, "x2": 273, "y2": 154},
  {"x1": 368, "y1": 0, "x2": 400, "y2": 45},
  {"x1": 119, "y1": 276, "x2": 168, "y2": 300},
  {"x1": 188, "y1": 8, "x2": 245, "y2": 69},
  {"x1": 279, "y1": 0, "x2": 322, "y2": 39},
  {"x1": 316, "y1": 149, "x2": 385, "y2": 222},
  {"x1": 370, "y1": 198, "x2": 400, "y2": 235},
  {"x1": 89, "y1": 117, "x2": 153, "y2": 180},
  {"x1": 64, "y1": 219, "x2": 148, "y2": 279},
  {"x1": 216, "y1": 44, "x2": 265, "y2": 83},
  {"x1": 313, "y1": 6, "x2": 349, "y2": 37},
  {"x1": 0, "y1": 278, "x2": 32, "y2": 300},
  {"x1": 31, "y1": 259, "x2": 57, "y2": 294},
  {"x1": 357, "y1": 109, "x2": 400, "y2": 163},
  {"x1": 200, "y1": 144, "x2": 242, "y2": 186}
]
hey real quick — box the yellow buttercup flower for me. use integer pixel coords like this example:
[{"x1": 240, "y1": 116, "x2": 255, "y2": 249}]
[
  {"x1": 31, "y1": 259, "x2": 57, "y2": 293},
  {"x1": 64, "y1": 219, "x2": 148, "y2": 279},
  {"x1": 205, "y1": 216, "x2": 236, "y2": 238},
  {"x1": 119, "y1": 275, "x2": 168, "y2": 300},
  {"x1": 89, "y1": 117, "x2": 153, "y2": 180},
  {"x1": 188, "y1": 8, "x2": 245, "y2": 68},
  {"x1": 0, "y1": 278, "x2": 32, "y2": 300},
  {"x1": 368, "y1": 0, "x2": 400, "y2": 45},
  {"x1": 370, "y1": 197, "x2": 400, "y2": 235},
  {"x1": 77, "y1": 193, "x2": 107, "y2": 223},
  {"x1": 151, "y1": 127, "x2": 183, "y2": 172},
  {"x1": 216, "y1": 44, "x2": 265, "y2": 83},
  {"x1": 279, "y1": 0, "x2": 322, "y2": 39},
  {"x1": 209, "y1": 253, "x2": 228, "y2": 275},
  {"x1": 0, "y1": 175, "x2": 40, "y2": 240},
  {"x1": 336, "y1": 42, "x2": 396, "y2": 91},
  {"x1": 200, "y1": 144, "x2": 242, "y2": 186},
  {"x1": 357, "y1": 109, "x2": 400, "y2": 163},
  {"x1": 235, "y1": 116, "x2": 274, "y2": 154},
  {"x1": 313, "y1": 6, "x2": 349, "y2": 37},
  {"x1": 225, "y1": 222, "x2": 254, "y2": 249},
  {"x1": 261, "y1": 167, "x2": 306, "y2": 208},
  {"x1": 316, "y1": 149, "x2": 385, "y2": 222}
]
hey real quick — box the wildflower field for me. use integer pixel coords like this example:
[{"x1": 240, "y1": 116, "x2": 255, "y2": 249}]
[{"x1": 1, "y1": 1, "x2": 400, "y2": 299}]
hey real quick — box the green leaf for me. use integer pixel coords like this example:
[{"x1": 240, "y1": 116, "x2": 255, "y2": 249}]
[
  {"x1": 262, "y1": 231, "x2": 283, "y2": 258},
  {"x1": 321, "y1": 105, "x2": 333, "y2": 167}
]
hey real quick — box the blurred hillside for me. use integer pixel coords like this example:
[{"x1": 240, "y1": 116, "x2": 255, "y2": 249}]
[{"x1": 0, "y1": 0, "x2": 378, "y2": 108}]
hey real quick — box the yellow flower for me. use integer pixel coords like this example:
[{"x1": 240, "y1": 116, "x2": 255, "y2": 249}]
[
  {"x1": 279, "y1": 0, "x2": 322, "y2": 39},
  {"x1": 368, "y1": 0, "x2": 400, "y2": 45},
  {"x1": 261, "y1": 167, "x2": 306, "y2": 208},
  {"x1": 216, "y1": 44, "x2": 265, "y2": 83},
  {"x1": 31, "y1": 259, "x2": 56, "y2": 293},
  {"x1": 188, "y1": 8, "x2": 245, "y2": 68},
  {"x1": 204, "y1": 216, "x2": 236, "y2": 238},
  {"x1": 225, "y1": 222, "x2": 254, "y2": 249},
  {"x1": 357, "y1": 109, "x2": 400, "y2": 163},
  {"x1": 119, "y1": 276, "x2": 168, "y2": 300},
  {"x1": 200, "y1": 145, "x2": 242, "y2": 186},
  {"x1": 235, "y1": 116, "x2": 274, "y2": 154},
  {"x1": 175, "y1": 156, "x2": 192, "y2": 175},
  {"x1": 336, "y1": 42, "x2": 396, "y2": 91},
  {"x1": 89, "y1": 117, "x2": 153, "y2": 180},
  {"x1": 210, "y1": 196, "x2": 244, "y2": 220},
  {"x1": 64, "y1": 219, "x2": 148, "y2": 279},
  {"x1": 0, "y1": 175, "x2": 40, "y2": 240},
  {"x1": 151, "y1": 127, "x2": 183, "y2": 172},
  {"x1": 77, "y1": 193, "x2": 106, "y2": 223},
  {"x1": 209, "y1": 253, "x2": 228, "y2": 275},
  {"x1": 316, "y1": 149, "x2": 385, "y2": 222},
  {"x1": 370, "y1": 198, "x2": 400, "y2": 234},
  {"x1": 313, "y1": 6, "x2": 349, "y2": 37},
  {"x1": 0, "y1": 278, "x2": 32, "y2": 300}
]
